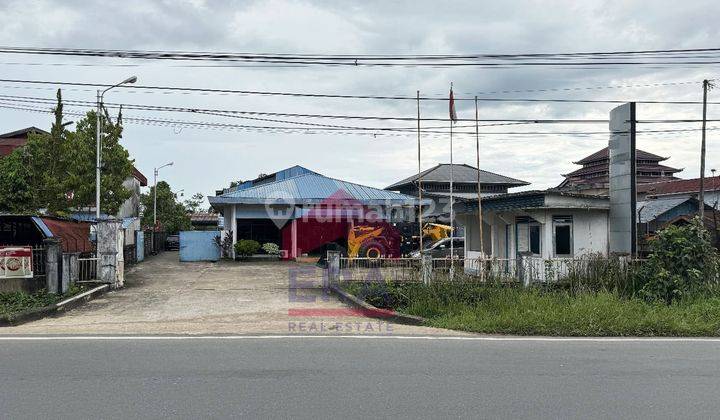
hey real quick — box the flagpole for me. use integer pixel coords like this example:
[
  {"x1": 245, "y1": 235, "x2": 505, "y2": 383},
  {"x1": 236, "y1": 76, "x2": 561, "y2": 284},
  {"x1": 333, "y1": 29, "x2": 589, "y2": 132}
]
[
  {"x1": 475, "y1": 96, "x2": 485, "y2": 281},
  {"x1": 417, "y1": 90, "x2": 423, "y2": 255},
  {"x1": 449, "y1": 83, "x2": 455, "y2": 277}
]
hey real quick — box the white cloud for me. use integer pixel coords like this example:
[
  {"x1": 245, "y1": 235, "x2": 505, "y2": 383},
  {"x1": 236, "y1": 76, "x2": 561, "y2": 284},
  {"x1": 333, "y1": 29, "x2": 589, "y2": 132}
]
[{"x1": 0, "y1": 0, "x2": 718, "y2": 199}]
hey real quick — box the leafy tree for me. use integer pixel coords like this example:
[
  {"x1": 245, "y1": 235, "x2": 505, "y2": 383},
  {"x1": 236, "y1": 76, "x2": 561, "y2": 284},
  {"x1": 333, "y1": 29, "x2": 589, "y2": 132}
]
[
  {"x1": 0, "y1": 147, "x2": 34, "y2": 213},
  {"x1": 21, "y1": 90, "x2": 74, "y2": 214},
  {"x1": 140, "y1": 181, "x2": 191, "y2": 234},
  {"x1": 184, "y1": 192, "x2": 206, "y2": 213},
  {"x1": 64, "y1": 106, "x2": 133, "y2": 216},
  {"x1": 0, "y1": 89, "x2": 133, "y2": 216}
]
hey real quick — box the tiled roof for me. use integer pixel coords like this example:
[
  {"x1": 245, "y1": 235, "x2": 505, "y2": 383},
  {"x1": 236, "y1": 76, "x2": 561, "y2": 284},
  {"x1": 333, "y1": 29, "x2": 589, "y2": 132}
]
[
  {"x1": 638, "y1": 176, "x2": 720, "y2": 195},
  {"x1": 0, "y1": 126, "x2": 48, "y2": 139},
  {"x1": 209, "y1": 168, "x2": 425, "y2": 205},
  {"x1": 385, "y1": 164, "x2": 529, "y2": 190},
  {"x1": 564, "y1": 163, "x2": 682, "y2": 178},
  {"x1": 574, "y1": 147, "x2": 668, "y2": 164}
]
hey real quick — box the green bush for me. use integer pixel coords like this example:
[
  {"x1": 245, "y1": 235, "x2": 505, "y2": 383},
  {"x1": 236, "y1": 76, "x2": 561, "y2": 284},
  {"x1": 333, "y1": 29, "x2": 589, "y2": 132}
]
[
  {"x1": 262, "y1": 242, "x2": 281, "y2": 255},
  {"x1": 341, "y1": 281, "x2": 720, "y2": 336},
  {"x1": 234, "y1": 239, "x2": 260, "y2": 257},
  {"x1": 0, "y1": 284, "x2": 85, "y2": 317},
  {"x1": 637, "y1": 218, "x2": 720, "y2": 304}
]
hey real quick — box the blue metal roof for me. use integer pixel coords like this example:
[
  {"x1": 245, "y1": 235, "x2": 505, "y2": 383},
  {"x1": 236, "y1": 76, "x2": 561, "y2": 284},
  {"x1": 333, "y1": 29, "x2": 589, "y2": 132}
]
[
  {"x1": 637, "y1": 197, "x2": 694, "y2": 223},
  {"x1": 209, "y1": 169, "x2": 425, "y2": 205}
]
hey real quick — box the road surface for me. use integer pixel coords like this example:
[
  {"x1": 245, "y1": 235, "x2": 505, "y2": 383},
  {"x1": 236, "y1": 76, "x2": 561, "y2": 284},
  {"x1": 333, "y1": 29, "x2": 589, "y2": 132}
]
[{"x1": 1, "y1": 336, "x2": 719, "y2": 419}]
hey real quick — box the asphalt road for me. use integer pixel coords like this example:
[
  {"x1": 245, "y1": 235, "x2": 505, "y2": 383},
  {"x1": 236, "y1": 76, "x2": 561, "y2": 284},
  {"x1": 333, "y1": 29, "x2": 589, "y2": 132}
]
[{"x1": 1, "y1": 336, "x2": 719, "y2": 419}]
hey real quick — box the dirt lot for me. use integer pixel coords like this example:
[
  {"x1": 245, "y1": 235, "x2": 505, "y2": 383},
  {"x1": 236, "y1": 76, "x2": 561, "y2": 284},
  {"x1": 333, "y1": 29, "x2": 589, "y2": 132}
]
[{"x1": 2, "y1": 252, "x2": 462, "y2": 336}]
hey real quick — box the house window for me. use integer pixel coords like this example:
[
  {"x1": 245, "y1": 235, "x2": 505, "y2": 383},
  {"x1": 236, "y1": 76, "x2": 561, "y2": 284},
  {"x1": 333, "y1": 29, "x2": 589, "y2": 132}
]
[
  {"x1": 529, "y1": 225, "x2": 541, "y2": 254},
  {"x1": 516, "y1": 218, "x2": 541, "y2": 256},
  {"x1": 553, "y1": 216, "x2": 573, "y2": 257}
]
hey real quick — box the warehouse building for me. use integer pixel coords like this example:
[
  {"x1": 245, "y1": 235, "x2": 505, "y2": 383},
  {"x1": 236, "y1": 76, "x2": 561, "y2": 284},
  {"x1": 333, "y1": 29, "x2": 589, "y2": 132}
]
[{"x1": 209, "y1": 166, "x2": 425, "y2": 259}]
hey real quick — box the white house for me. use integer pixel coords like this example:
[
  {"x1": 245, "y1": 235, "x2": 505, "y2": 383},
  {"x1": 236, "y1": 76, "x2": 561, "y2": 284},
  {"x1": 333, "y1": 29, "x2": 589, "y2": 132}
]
[{"x1": 456, "y1": 190, "x2": 610, "y2": 268}]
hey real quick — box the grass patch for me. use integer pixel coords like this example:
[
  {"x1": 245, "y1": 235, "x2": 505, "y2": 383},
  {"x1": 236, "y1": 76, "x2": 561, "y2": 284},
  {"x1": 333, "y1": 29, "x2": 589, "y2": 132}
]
[
  {"x1": 0, "y1": 285, "x2": 85, "y2": 317},
  {"x1": 340, "y1": 282, "x2": 720, "y2": 336}
]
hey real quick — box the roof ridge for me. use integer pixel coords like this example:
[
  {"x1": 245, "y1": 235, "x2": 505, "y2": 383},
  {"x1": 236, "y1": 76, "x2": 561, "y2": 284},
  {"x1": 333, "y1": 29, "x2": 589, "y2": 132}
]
[
  {"x1": 385, "y1": 163, "x2": 528, "y2": 189},
  {"x1": 221, "y1": 170, "x2": 317, "y2": 196},
  {"x1": 221, "y1": 170, "x2": 415, "y2": 200}
]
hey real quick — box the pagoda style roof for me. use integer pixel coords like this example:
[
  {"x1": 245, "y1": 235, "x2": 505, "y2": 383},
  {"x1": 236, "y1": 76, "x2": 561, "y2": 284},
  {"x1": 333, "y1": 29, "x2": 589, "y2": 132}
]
[
  {"x1": 563, "y1": 163, "x2": 682, "y2": 178},
  {"x1": 385, "y1": 163, "x2": 529, "y2": 190},
  {"x1": 573, "y1": 147, "x2": 668, "y2": 165}
]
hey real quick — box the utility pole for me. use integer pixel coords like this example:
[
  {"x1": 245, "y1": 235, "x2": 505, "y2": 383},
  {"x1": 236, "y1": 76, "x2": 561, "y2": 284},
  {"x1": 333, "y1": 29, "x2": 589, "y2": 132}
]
[
  {"x1": 95, "y1": 90, "x2": 102, "y2": 220},
  {"x1": 475, "y1": 96, "x2": 483, "y2": 258},
  {"x1": 712, "y1": 169, "x2": 719, "y2": 245},
  {"x1": 417, "y1": 90, "x2": 423, "y2": 254},
  {"x1": 700, "y1": 79, "x2": 713, "y2": 221}
]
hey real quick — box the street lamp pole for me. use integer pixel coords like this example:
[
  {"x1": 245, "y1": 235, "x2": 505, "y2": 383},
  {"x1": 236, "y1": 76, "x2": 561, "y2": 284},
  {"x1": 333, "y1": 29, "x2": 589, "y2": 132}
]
[{"x1": 95, "y1": 76, "x2": 137, "y2": 220}]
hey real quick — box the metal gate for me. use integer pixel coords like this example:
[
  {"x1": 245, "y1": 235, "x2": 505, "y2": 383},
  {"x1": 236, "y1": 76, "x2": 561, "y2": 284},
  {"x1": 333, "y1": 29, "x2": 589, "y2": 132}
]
[
  {"x1": 179, "y1": 231, "x2": 221, "y2": 262},
  {"x1": 135, "y1": 230, "x2": 145, "y2": 262}
]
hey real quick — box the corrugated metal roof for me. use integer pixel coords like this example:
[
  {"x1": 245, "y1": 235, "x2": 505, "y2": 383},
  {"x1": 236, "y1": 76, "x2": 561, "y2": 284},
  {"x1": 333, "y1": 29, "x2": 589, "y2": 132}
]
[
  {"x1": 385, "y1": 164, "x2": 529, "y2": 190},
  {"x1": 209, "y1": 170, "x2": 425, "y2": 205},
  {"x1": 637, "y1": 197, "x2": 693, "y2": 223},
  {"x1": 38, "y1": 217, "x2": 93, "y2": 253},
  {"x1": 457, "y1": 190, "x2": 608, "y2": 213}
]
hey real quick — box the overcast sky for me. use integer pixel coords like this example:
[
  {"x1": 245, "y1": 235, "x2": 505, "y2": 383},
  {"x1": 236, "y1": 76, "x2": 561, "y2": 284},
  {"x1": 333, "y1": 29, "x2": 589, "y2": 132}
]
[{"x1": 1, "y1": 0, "x2": 718, "y2": 204}]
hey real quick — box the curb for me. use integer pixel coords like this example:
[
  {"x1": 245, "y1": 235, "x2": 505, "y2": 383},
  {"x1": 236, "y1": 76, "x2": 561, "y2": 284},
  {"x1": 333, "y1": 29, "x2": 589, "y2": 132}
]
[
  {"x1": 0, "y1": 284, "x2": 109, "y2": 327},
  {"x1": 328, "y1": 284, "x2": 427, "y2": 326}
]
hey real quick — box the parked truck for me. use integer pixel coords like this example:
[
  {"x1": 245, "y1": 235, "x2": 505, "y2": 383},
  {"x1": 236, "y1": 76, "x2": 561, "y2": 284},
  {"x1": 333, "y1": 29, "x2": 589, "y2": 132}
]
[{"x1": 346, "y1": 221, "x2": 453, "y2": 259}]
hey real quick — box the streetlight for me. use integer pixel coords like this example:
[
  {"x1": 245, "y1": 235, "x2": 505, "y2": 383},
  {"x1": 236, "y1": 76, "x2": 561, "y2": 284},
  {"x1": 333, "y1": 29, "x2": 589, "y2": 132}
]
[{"x1": 96, "y1": 76, "x2": 137, "y2": 220}]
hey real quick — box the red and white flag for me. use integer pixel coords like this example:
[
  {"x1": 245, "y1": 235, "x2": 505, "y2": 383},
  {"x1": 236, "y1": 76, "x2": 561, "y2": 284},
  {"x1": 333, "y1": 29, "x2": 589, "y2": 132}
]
[{"x1": 449, "y1": 86, "x2": 457, "y2": 122}]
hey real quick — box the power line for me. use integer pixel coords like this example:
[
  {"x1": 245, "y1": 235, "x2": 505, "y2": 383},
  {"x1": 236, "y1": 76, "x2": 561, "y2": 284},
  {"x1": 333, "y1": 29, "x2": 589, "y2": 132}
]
[
  {"x1": 3, "y1": 46, "x2": 720, "y2": 68},
  {"x1": 0, "y1": 77, "x2": 715, "y2": 104},
  {"x1": 1, "y1": 102, "x2": 717, "y2": 140},
  {"x1": 0, "y1": 93, "x2": 617, "y2": 123}
]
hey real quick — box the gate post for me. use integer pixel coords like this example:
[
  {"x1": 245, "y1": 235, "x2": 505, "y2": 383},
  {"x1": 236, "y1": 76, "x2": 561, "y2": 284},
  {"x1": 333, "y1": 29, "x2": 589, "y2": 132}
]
[
  {"x1": 518, "y1": 253, "x2": 531, "y2": 287},
  {"x1": 97, "y1": 220, "x2": 122, "y2": 288},
  {"x1": 135, "y1": 230, "x2": 145, "y2": 262},
  {"x1": 44, "y1": 238, "x2": 61, "y2": 294},
  {"x1": 61, "y1": 253, "x2": 72, "y2": 294},
  {"x1": 420, "y1": 254, "x2": 433, "y2": 285},
  {"x1": 327, "y1": 251, "x2": 340, "y2": 285}
]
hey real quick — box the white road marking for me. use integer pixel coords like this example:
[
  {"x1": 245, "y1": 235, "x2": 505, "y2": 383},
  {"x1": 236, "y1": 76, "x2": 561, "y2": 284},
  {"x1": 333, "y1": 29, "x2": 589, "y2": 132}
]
[{"x1": 0, "y1": 335, "x2": 719, "y2": 342}]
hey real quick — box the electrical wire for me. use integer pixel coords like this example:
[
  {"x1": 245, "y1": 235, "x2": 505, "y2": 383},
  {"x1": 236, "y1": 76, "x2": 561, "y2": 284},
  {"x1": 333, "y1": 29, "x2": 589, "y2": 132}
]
[
  {"x1": 0, "y1": 78, "x2": 715, "y2": 104},
  {"x1": 3, "y1": 46, "x2": 720, "y2": 68}
]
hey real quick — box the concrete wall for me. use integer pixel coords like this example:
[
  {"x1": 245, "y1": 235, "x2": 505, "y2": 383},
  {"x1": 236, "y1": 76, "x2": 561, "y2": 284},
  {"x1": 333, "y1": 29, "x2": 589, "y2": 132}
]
[{"x1": 117, "y1": 177, "x2": 142, "y2": 219}]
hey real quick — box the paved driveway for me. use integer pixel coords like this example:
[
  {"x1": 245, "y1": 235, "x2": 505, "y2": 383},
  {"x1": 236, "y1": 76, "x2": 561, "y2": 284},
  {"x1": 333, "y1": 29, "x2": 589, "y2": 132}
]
[{"x1": 3, "y1": 252, "x2": 460, "y2": 336}]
